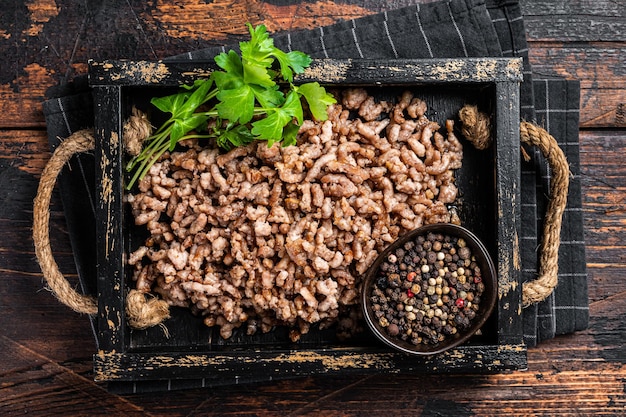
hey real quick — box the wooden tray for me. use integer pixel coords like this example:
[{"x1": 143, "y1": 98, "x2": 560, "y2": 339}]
[{"x1": 88, "y1": 58, "x2": 525, "y2": 392}]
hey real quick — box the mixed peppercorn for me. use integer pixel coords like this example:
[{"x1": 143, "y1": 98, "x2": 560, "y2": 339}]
[{"x1": 369, "y1": 231, "x2": 486, "y2": 347}]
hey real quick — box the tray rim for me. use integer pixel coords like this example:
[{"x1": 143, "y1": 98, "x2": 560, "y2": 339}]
[
  {"x1": 89, "y1": 57, "x2": 523, "y2": 86},
  {"x1": 94, "y1": 344, "x2": 528, "y2": 383}
]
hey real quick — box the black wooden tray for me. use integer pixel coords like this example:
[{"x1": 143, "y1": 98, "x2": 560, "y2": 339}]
[{"x1": 88, "y1": 58, "x2": 525, "y2": 392}]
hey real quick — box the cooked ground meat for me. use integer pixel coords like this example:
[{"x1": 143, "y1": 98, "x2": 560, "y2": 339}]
[{"x1": 127, "y1": 89, "x2": 463, "y2": 340}]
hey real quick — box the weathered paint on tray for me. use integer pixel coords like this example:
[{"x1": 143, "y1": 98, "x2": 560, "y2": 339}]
[
  {"x1": 91, "y1": 61, "x2": 172, "y2": 84},
  {"x1": 89, "y1": 58, "x2": 523, "y2": 86},
  {"x1": 93, "y1": 344, "x2": 527, "y2": 382}
]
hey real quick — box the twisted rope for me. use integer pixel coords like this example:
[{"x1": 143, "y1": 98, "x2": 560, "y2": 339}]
[
  {"x1": 33, "y1": 113, "x2": 170, "y2": 328},
  {"x1": 33, "y1": 130, "x2": 98, "y2": 315},
  {"x1": 458, "y1": 105, "x2": 570, "y2": 307}
]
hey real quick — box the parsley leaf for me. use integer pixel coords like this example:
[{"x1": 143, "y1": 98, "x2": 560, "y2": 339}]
[
  {"x1": 251, "y1": 84, "x2": 284, "y2": 109},
  {"x1": 240, "y1": 24, "x2": 276, "y2": 87},
  {"x1": 216, "y1": 85, "x2": 255, "y2": 124},
  {"x1": 169, "y1": 114, "x2": 209, "y2": 149},
  {"x1": 217, "y1": 124, "x2": 255, "y2": 150},
  {"x1": 295, "y1": 82, "x2": 337, "y2": 120},
  {"x1": 251, "y1": 90, "x2": 303, "y2": 144},
  {"x1": 213, "y1": 50, "x2": 245, "y2": 89},
  {"x1": 150, "y1": 91, "x2": 190, "y2": 117},
  {"x1": 281, "y1": 122, "x2": 301, "y2": 147},
  {"x1": 273, "y1": 50, "x2": 311, "y2": 82}
]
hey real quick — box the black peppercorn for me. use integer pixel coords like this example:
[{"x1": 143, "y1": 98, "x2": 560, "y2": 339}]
[{"x1": 387, "y1": 323, "x2": 400, "y2": 336}]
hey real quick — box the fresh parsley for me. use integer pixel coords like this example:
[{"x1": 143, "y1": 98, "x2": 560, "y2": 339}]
[{"x1": 126, "y1": 23, "x2": 336, "y2": 189}]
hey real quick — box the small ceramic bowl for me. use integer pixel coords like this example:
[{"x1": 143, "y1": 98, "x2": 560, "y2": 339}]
[{"x1": 361, "y1": 223, "x2": 497, "y2": 355}]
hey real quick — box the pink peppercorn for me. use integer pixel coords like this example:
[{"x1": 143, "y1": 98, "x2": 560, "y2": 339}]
[{"x1": 455, "y1": 298, "x2": 465, "y2": 308}]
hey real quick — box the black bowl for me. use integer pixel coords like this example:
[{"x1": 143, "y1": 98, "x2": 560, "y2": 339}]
[{"x1": 361, "y1": 223, "x2": 498, "y2": 355}]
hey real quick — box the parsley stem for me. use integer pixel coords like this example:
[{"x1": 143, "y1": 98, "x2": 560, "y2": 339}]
[
  {"x1": 125, "y1": 129, "x2": 170, "y2": 188},
  {"x1": 178, "y1": 134, "x2": 215, "y2": 140},
  {"x1": 200, "y1": 108, "x2": 266, "y2": 118},
  {"x1": 129, "y1": 145, "x2": 170, "y2": 190},
  {"x1": 126, "y1": 129, "x2": 169, "y2": 171}
]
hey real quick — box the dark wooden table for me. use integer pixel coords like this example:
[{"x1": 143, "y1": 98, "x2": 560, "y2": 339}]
[{"x1": 1, "y1": 1, "x2": 624, "y2": 415}]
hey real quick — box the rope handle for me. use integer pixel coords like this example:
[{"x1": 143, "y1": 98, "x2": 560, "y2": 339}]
[
  {"x1": 459, "y1": 105, "x2": 570, "y2": 307},
  {"x1": 33, "y1": 121, "x2": 170, "y2": 329},
  {"x1": 33, "y1": 130, "x2": 98, "y2": 315}
]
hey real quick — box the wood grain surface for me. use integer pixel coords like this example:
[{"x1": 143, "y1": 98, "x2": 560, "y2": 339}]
[{"x1": 1, "y1": 0, "x2": 624, "y2": 415}]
